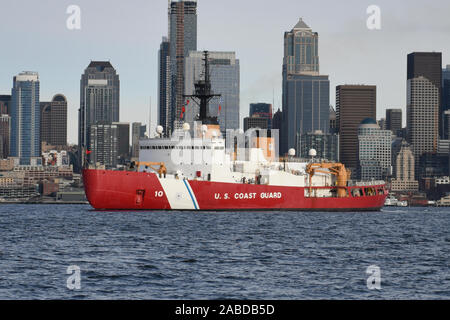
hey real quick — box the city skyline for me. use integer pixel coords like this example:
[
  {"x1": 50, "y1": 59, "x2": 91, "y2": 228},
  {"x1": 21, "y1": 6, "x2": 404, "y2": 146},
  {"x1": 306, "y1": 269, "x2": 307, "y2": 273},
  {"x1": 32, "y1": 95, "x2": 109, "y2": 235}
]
[{"x1": 0, "y1": 0, "x2": 450, "y2": 144}]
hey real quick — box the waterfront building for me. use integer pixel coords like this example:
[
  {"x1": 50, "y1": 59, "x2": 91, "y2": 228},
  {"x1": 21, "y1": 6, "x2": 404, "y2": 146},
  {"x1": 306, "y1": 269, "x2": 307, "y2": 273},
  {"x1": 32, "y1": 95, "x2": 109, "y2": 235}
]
[
  {"x1": 10, "y1": 72, "x2": 41, "y2": 166},
  {"x1": 336, "y1": 85, "x2": 376, "y2": 173},
  {"x1": 42, "y1": 150, "x2": 70, "y2": 167}
]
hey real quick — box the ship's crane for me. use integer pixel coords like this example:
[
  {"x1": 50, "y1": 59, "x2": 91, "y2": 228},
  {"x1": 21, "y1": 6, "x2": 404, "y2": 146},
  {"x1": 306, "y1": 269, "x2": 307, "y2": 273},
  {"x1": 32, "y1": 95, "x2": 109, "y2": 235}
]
[
  {"x1": 136, "y1": 162, "x2": 167, "y2": 178},
  {"x1": 306, "y1": 163, "x2": 351, "y2": 198}
]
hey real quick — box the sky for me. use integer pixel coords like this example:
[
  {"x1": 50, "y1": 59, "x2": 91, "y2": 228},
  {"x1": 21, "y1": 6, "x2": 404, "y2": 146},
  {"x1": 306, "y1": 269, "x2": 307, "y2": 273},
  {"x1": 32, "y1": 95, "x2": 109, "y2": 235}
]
[{"x1": 0, "y1": 0, "x2": 450, "y2": 144}]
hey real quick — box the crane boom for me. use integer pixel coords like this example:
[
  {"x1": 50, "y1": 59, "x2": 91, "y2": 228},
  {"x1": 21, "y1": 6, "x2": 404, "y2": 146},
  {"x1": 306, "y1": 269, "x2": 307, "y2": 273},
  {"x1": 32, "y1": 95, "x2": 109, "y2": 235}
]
[{"x1": 306, "y1": 163, "x2": 351, "y2": 198}]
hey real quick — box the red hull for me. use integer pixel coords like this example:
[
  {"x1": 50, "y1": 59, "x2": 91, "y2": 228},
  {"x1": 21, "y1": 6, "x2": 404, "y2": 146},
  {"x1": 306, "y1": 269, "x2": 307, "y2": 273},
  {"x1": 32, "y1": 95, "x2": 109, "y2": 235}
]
[{"x1": 83, "y1": 169, "x2": 388, "y2": 211}]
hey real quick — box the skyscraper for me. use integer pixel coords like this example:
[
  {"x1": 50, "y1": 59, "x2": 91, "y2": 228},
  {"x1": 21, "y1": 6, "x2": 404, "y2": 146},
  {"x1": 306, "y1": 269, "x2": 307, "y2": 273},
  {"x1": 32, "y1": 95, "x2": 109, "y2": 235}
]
[
  {"x1": 329, "y1": 106, "x2": 337, "y2": 134},
  {"x1": 169, "y1": 0, "x2": 197, "y2": 133},
  {"x1": 386, "y1": 109, "x2": 402, "y2": 136},
  {"x1": 113, "y1": 122, "x2": 130, "y2": 163},
  {"x1": 40, "y1": 94, "x2": 67, "y2": 148},
  {"x1": 357, "y1": 118, "x2": 391, "y2": 180},
  {"x1": 158, "y1": 36, "x2": 171, "y2": 134},
  {"x1": 298, "y1": 130, "x2": 339, "y2": 162},
  {"x1": 281, "y1": 18, "x2": 330, "y2": 155},
  {"x1": 0, "y1": 95, "x2": 11, "y2": 115},
  {"x1": 244, "y1": 117, "x2": 269, "y2": 132},
  {"x1": 283, "y1": 18, "x2": 319, "y2": 76},
  {"x1": 10, "y1": 72, "x2": 41, "y2": 165},
  {"x1": 249, "y1": 103, "x2": 273, "y2": 129},
  {"x1": 390, "y1": 140, "x2": 419, "y2": 191},
  {"x1": 336, "y1": 85, "x2": 376, "y2": 172},
  {"x1": 407, "y1": 53, "x2": 441, "y2": 176},
  {"x1": 272, "y1": 109, "x2": 282, "y2": 131},
  {"x1": 407, "y1": 52, "x2": 442, "y2": 138},
  {"x1": 0, "y1": 115, "x2": 10, "y2": 159},
  {"x1": 131, "y1": 122, "x2": 146, "y2": 159},
  {"x1": 79, "y1": 61, "x2": 120, "y2": 162},
  {"x1": 442, "y1": 65, "x2": 450, "y2": 139},
  {"x1": 89, "y1": 122, "x2": 119, "y2": 168},
  {"x1": 184, "y1": 51, "x2": 240, "y2": 134}
]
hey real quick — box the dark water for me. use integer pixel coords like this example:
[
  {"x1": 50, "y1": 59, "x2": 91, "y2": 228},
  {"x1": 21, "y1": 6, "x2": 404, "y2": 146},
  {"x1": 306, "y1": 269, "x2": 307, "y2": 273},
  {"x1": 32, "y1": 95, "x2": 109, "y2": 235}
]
[{"x1": 0, "y1": 204, "x2": 449, "y2": 300}]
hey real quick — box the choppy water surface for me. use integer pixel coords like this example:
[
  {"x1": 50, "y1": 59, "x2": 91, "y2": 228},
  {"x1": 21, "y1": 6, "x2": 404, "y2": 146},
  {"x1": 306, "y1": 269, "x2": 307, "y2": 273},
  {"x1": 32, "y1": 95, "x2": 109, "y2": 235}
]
[{"x1": 0, "y1": 205, "x2": 448, "y2": 299}]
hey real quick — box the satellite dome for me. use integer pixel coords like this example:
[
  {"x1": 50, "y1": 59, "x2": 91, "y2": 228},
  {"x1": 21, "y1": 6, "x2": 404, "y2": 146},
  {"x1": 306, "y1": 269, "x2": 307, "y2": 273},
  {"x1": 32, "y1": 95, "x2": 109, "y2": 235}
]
[
  {"x1": 288, "y1": 148, "x2": 296, "y2": 157},
  {"x1": 156, "y1": 125, "x2": 164, "y2": 135},
  {"x1": 309, "y1": 149, "x2": 317, "y2": 157},
  {"x1": 182, "y1": 122, "x2": 190, "y2": 131}
]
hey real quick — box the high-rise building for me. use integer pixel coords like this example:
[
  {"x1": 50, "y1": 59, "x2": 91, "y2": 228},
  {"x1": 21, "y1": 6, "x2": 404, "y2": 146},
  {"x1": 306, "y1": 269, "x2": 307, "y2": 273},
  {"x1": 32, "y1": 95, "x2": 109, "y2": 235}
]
[
  {"x1": 112, "y1": 122, "x2": 130, "y2": 164},
  {"x1": 140, "y1": 125, "x2": 147, "y2": 138},
  {"x1": 169, "y1": 0, "x2": 197, "y2": 133},
  {"x1": 0, "y1": 95, "x2": 11, "y2": 115},
  {"x1": 244, "y1": 117, "x2": 269, "y2": 132},
  {"x1": 357, "y1": 118, "x2": 391, "y2": 180},
  {"x1": 329, "y1": 106, "x2": 337, "y2": 134},
  {"x1": 336, "y1": 85, "x2": 376, "y2": 172},
  {"x1": 89, "y1": 122, "x2": 118, "y2": 168},
  {"x1": 442, "y1": 65, "x2": 450, "y2": 139},
  {"x1": 158, "y1": 36, "x2": 171, "y2": 133},
  {"x1": 0, "y1": 115, "x2": 10, "y2": 159},
  {"x1": 281, "y1": 18, "x2": 330, "y2": 155},
  {"x1": 40, "y1": 94, "x2": 67, "y2": 148},
  {"x1": 443, "y1": 110, "x2": 450, "y2": 140},
  {"x1": 407, "y1": 52, "x2": 442, "y2": 139},
  {"x1": 131, "y1": 122, "x2": 146, "y2": 159},
  {"x1": 10, "y1": 72, "x2": 41, "y2": 165},
  {"x1": 283, "y1": 18, "x2": 319, "y2": 76},
  {"x1": 390, "y1": 140, "x2": 419, "y2": 191},
  {"x1": 79, "y1": 61, "x2": 120, "y2": 161},
  {"x1": 386, "y1": 109, "x2": 402, "y2": 136},
  {"x1": 184, "y1": 51, "x2": 240, "y2": 134},
  {"x1": 377, "y1": 118, "x2": 386, "y2": 130},
  {"x1": 272, "y1": 109, "x2": 283, "y2": 155},
  {"x1": 407, "y1": 76, "x2": 440, "y2": 176},
  {"x1": 272, "y1": 109, "x2": 282, "y2": 131},
  {"x1": 298, "y1": 130, "x2": 339, "y2": 162},
  {"x1": 249, "y1": 103, "x2": 273, "y2": 129}
]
